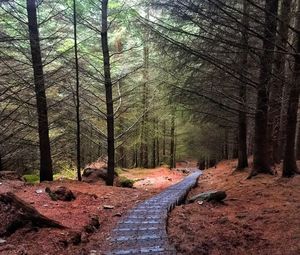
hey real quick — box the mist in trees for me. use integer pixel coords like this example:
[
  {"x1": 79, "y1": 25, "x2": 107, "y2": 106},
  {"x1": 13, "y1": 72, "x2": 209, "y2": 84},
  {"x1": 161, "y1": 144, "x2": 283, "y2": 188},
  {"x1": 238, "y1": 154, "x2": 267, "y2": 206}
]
[{"x1": 1, "y1": 0, "x2": 300, "y2": 183}]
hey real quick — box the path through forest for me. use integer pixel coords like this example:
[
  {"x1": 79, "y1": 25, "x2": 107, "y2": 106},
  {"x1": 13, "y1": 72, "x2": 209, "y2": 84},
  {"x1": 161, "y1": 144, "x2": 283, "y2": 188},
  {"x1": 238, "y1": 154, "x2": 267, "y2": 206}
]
[{"x1": 108, "y1": 170, "x2": 201, "y2": 255}]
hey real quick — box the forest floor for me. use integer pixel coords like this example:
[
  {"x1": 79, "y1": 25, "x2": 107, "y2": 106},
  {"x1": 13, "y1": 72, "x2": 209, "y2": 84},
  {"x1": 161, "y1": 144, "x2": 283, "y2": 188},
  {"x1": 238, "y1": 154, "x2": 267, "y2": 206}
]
[
  {"x1": 168, "y1": 159, "x2": 300, "y2": 255},
  {"x1": 2, "y1": 160, "x2": 299, "y2": 255},
  {"x1": 0, "y1": 167, "x2": 184, "y2": 255}
]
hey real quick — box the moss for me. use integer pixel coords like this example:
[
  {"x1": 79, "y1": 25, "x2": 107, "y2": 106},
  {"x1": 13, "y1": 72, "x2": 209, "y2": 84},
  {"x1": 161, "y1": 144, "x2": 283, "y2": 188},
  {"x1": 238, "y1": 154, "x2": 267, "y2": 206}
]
[
  {"x1": 114, "y1": 167, "x2": 123, "y2": 177},
  {"x1": 53, "y1": 161, "x2": 78, "y2": 180},
  {"x1": 119, "y1": 177, "x2": 135, "y2": 188},
  {"x1": 23, "y1": 174, "x2": 39, "y2": 183}
]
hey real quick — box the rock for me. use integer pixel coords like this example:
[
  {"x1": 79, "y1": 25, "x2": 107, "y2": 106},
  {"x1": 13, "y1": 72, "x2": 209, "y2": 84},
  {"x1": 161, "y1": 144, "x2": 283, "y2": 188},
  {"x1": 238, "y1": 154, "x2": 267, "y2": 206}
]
[
  {"x1": 0, "y1": 171, "x2": 22, "y2": 181},
  {"x1": 81, "y1": 232, "x2": 89, "y2": 243},
  {"x1": 217, "y1": 217, "x2": 229, "y2": 224},
  {"x1": 103, "y1": 205, "x2": 114, "y2": 209},
  {"x1": 0, "y1": 239, "x2": 6, "y2": 245},
  {"x1": 188, "y1": 190, "x2": 227, "y2": 203},
  {"x1": 45, "y1": 186, "x2": 76, "y2": 201},
  {"x1": 82, "y1": 168, "x2": 117, "y2": 183},
  {"x1": 35, "y1": 189, "x2": 43, "y2": 194},
  {"x1": 84, "y1": 216, "x2": 100, "y2": 233},
  {"x1": 70, "y1": 232, "x2": 81, "y2": 245}
]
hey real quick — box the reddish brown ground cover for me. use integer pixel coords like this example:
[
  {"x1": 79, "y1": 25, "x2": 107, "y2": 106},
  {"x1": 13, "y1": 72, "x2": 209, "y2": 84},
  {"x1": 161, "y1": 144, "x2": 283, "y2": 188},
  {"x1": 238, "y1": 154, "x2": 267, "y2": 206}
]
[
  {"x1": 168, "y1": 159, "x2": 300, "y2": 255},
  {"x1": 122, "y1": 167, "x2": 185, "y2": 191},
  {"x1": 0, "y1": 167, "x2": 183, "y2": 255}
]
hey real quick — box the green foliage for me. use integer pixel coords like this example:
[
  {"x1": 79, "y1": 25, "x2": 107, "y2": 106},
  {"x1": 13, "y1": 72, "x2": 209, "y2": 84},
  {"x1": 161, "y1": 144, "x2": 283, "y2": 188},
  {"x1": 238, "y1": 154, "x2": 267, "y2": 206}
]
[
  {"x1": 177, "y1": 121, "x2": 225, "y2": 161},
  {"x1": 53, "y1": 161, "x2": 78, "y2": 180},
  {"x1": 118, "y1": 176, "x2": 135, "y2": 188},
  {"x1": 23, "y1": 174, "x2": 39, "y2": 184},
  {"x1": 114, "y1": 167, "x2": 124, "y2": 177}
]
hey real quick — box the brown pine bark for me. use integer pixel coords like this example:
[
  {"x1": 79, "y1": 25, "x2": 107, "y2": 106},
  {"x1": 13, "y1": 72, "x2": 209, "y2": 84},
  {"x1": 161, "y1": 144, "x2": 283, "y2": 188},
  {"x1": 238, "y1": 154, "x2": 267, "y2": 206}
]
[
  {"x1": 0, "y1": 152, "x2": 3, "y2": 172},
  {"x1": 296, "y1": 122, "x2": 300, "y2": 160},
  {"x1": 73, "y1": 0, "x2": 81, "y2": 181},
  {"x1": 169, "y1": 109, "x2": 176, "y2": 169},
  {"x1": 282, "y1": 0, "x2": 300, "y2": 177},
  {"x1": 27, "y1": 0, "x2": 53, "y2": 182},
  {"x1": 156, "y1": 120, "x2": 160, "y2": 166},
  {"x1": 224, "y1": 129, "x2": 229, "y2": 160},
  {"x1": 236, "y1": 0, "x2": 249, "y2": 170},
  {"x1": 268, "y1": 0, "x2": 292, "y2": 164},
  {"x1": 162, "y1": 120, "x2": 166, "y2": 162},
  {"x1": 151, "y1": 136, "x2": 156, "y2": 168},
  {"x1": 101, "y1": 0, "x2": 115, "y2": 185},
  {"x1": 250, "y1": 0, "x2": 279, "y2": 178},
  {"x1": 139, "y1": 19, "x2": 150, "y2": 168}
]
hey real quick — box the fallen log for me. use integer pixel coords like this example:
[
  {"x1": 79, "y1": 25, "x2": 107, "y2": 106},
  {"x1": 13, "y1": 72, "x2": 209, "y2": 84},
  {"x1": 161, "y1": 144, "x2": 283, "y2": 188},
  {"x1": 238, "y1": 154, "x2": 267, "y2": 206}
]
[
  {"x1": 187, "y1": 190, "x2": 227, "y2": 203},
  {"x1": 0, "y1": 192, "x2": 64, "y2": 236}
]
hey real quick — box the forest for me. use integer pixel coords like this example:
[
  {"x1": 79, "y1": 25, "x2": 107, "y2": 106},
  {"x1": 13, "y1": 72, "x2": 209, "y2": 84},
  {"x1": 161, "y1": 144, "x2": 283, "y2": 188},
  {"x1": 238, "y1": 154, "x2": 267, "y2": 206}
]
[{"x1": 1, "y1": 0, "x2": 300, "y2": 254}]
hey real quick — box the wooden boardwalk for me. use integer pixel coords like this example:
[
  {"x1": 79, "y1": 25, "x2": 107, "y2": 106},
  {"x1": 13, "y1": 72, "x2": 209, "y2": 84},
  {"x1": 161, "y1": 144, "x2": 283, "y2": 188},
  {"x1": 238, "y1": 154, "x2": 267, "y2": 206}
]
[{"x1": 107, "y1": 171, "x2": 202, "y2": 255}]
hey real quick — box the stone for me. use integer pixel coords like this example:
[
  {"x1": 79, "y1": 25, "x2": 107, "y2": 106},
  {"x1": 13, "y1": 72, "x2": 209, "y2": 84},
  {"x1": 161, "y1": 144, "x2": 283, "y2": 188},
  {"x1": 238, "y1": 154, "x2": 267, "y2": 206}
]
[
  {"x1": 45, "y1": 186, "x2": 76, "y2": 201},
  {"x1": 103, "y1": 205, "x2": 114, "y2": 209},
  {"x1": 0, "y1": 171, "x2": 22, "y2": 180},
  {"x1": 188, "y1": 190, "x2": 227, "y2": 203},
  {"x1": 70, "y1": 232, "x2": 81, "y2": 245},
  {"x1": 82, "y1": 168, "x2": 117, "y2": 183},
  {"x1": 84, "y1": 216, "x2": 100, "y2": 233}
]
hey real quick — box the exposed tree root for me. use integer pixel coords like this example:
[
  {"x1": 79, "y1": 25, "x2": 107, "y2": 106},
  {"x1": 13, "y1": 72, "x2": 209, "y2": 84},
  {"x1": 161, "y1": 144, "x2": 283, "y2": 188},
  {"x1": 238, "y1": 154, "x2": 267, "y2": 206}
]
[{"x1": 0, "y1": 192, "x2": 64, "y2": 237}]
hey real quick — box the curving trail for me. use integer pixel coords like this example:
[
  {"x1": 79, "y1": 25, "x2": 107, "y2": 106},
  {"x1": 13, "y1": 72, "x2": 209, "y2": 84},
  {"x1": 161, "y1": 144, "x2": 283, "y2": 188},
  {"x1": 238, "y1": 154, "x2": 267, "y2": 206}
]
[{"x1": 107, "y1": 170, "x2": 202, "y2": 255}]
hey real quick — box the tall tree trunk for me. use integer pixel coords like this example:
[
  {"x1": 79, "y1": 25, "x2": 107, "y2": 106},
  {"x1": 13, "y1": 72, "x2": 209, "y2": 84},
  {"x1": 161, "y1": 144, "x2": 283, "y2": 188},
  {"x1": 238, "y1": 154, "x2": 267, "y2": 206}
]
[
  {"x1": 169, "y1": 109, "x2": 176, "y2": 168},
  {"x1": 279, "y1": 82, "x2": 290, "y2": 159},
  {"x1": 296, "y1": 119, "x2": 300, "y2": 159},
  {"x1": 27, "y1": 0, "x2": 53, "y2": 182},
  {"x1": 140, "y1": 18, "x2": 150, "y2": 168},
  {"x1": 162, "y1": 120, "x2": 166, "y2": 162},
  {"x1": 0, "y1": 152, "x2": 3, "y2": 172},
  {"x1": 232, "y1": 133, "x2": 239, "y2": 159},
  {"x1": 133, "y1": 146, "x2": 138, "y2": 168},
  {"x1": 156, "y1": 120, "x2": 160, "y2": 166},
  {"x1": 282, "y1": 0, "x2": 300, "y2": 177},
  {"x1": 236, "y1": 0, "x2": 249, "y2": 170},
  {"x1": 268, "y1": 0, "x2": 292, "y2": 164},
  {"x1": 250, "y1": 0, "x2": 279, "y2": 177},
  {"x1": 152, "y1": 136, "x2": 156, "y2": 168},
  {"x1": 224, "y1": 129, "x2": 229, "y2": 159},
  {"x1": 101, "y1": 0, "x2": 115, "y2": 186},
  {"x1": 73, "y1": 0, "x2": 81, "y2": 181}
]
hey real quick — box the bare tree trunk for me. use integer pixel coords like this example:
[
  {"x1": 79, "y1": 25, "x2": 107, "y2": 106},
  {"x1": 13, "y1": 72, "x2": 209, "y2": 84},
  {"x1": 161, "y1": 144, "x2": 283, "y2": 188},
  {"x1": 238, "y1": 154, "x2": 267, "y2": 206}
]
[
  {"x1": 268, "y1": 0, "x2": 292, "y2": 164},
  {"x1": 224, "y1": 129, "x2": 229, "y2": 159},
  {"x1": 250, "y1": 0, "x2": 278, "y2": 178},
  {"x1": 163, "y1": 120, "x2": 166, "y2": 162},
  {"x1": 283, "y1": 0, "x2": 300, "y2": 177},
  {"x1": 101, "y1": 0, "x2": 115, "y2": 185},
  {"x1": 27, "y1": 0, "x2": 53, "y2": 182},
  {"x1": 296, "y1": 116, "x2": 300, "y2": 159},
  {"x1": 133, "y1": 146, "x2": 138, "y2": 168},
  {"x1": 156, "y1": 120, "x2": 160, "y2": 166},
  {"x1": 73, "y1": 0, "x2": 81, "y2": 181},
  {"x1": 152, "y1": 136, "x2": 156, "y2": 168},
  {"x1": 169, "y1": 109, "x2": 176, "y2": 168},
  {"x1": 139, "y1": 18, "x2": 150, "y2": 169},
  {"x1": 232, "y1": 133, "x2": 239, "y2": 159},
  {"x1": 279, "y1": 82, "x2": 290, "y2": 159},
  {"x1": 237, "y1": 0, "x2": 249, "y2": 170},
  {"x1": 0, "y1": 152, "x2": 3, "y2": 172}
]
